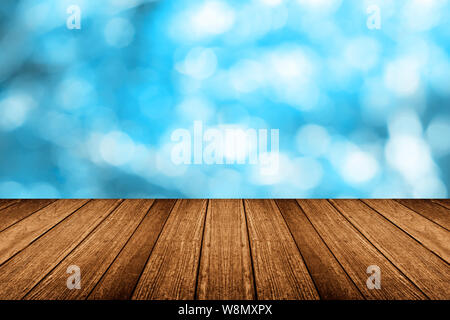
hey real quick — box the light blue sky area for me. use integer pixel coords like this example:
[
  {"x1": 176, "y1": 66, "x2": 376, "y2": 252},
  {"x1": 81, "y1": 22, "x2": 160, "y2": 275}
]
[{"x1": 0, "y1": 0, "x2": 449, "y2": 198}]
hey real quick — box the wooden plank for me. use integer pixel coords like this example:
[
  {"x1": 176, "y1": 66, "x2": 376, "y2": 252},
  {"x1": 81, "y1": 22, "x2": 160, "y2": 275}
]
[
  {"x1": 132, "y1": 200, "x2": 208, "y2": 300},
  {"x1": 25, "y1": 200, "x2": 155, "y2": 300},
  {"x1": 197, "y1": 200, "x2": 255, "y2": 300},
  {"x1": 244, "y1": 199, "x2": 319, "y2": 300},
  {"x1": 432, "y1": 199, "x2": 450, "y2": 211},
  {"x1": 297, "y1": 199, "x2": 426, "y2": 300},
  {"x1": 0, "y1": 199, "x2": 20, "y2": 211},
  {"x1": 331, "y1": 199, "x2": 450, "y2": 300},
  {"x1": 0, "y1": 199, "x2": 55, "y2": 232},
  {"x1": 397, "y1": 199, "x2": 450, "y2": 230},
  {"x1": 0, "y1": 199, "x2": 122, "y2": 300},
  {"x1": 88, "y1": 200, "x2": 176, "y2": 300},
  {"x1": 0, "y1": 199, "x2": 89, "y2": 265},
  {"x1": 363, "y1": 200, "x2": 450, "y2": 262},
  {"x1": 275, "y1": 199, "x2": 362, "y2": 300}
]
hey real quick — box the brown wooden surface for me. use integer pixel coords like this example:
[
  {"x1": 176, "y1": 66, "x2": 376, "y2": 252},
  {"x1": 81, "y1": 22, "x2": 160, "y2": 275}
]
[
  {"x1": 197, "y1": 200, "x2": 255, "y2": 300},
  {"x1": 132, "y1": 199, "x2": 208, "y2": 300},
  {"x1": 296, "y1": 200, "x2": 426, "y2": 300},
  {"x1": 0, "y1": 200, "x2": 122, "y2": 299},
  {"x1": 0, "y1": 199, "x2": 448, "y2": 300},
  {"x1": 0, "y1": 199, "x2": 55, "y2": 232},
  {"x1": 432, "y1": 199, "x2": 450, "y2": 212},
  {"x1": 0, "y1": 200, "x2": 20, "y2": 211},
  {"x1": 0, "y1": 200, "x2": 88, "y2": 265},
  {"x1": 26, "y1": 200, "x2": 155, "y2": 300},
  {"x1": 363, "y1": 199, "x2": 450, "y2": 262},
  {"x1": 331, "y1": 200, "x2": 449, "y2": 299},
  {"x1": 396, "y1": 199, "x2": 450, "y2": 230},
  {"x1": 275, "y1": 199, "x2": 362, "y2": 300},
  {"x1": 89, "y1": 199, "x2": 176, "y2": 300},
  {"x1": 244, "y1": 199, "x2": 319, "y2": 300}
]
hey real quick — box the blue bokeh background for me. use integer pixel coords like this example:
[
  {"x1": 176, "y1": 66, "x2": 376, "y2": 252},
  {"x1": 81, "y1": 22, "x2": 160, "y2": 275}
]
[{"x1": 0, "y1": 0, "x2": 449, "y2": 198}]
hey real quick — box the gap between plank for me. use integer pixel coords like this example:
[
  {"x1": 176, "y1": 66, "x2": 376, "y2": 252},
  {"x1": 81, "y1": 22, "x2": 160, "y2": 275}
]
[
  {"x1": 0, "y1": 200, "x2": 92, "y2": 269},
  {"x1": 394, "y1": 200, "x2": 450, "y2": 232},
  {"x1": 21, "y1": 200, "x2": 124, "y2": 300},
  {"x1": 0, "y1": 200, "x2": 21, "y2": 214},
  {"x1": 0, "y1": 200, "x2": 58, "y2": 233},
  {"x1": 194, "y1": 199, "x2": 210, "y2": 300},
  {"x1": 432, "y1": 201, "x2": 450, "y2": 221},
  {"x1": 86, "y1": 200, "x2": 159, "y2": 299},
  {"x1": 273, "y1": 200, "x2": 322, "y2": 300},
  {"x1": 129, "y1": 199, "x2": 179, "y2": 299},
  {"x1": 361, "y1": 200, "x2": 449, "y2": 266},
  {"x1": 242, "y1": 199, "x2": 258, "y2": 301},
  {"x1": 431, "y1": 200, "x2": 450, "y2": 211},
  {"x1": 293, "y1": 200, "x2": 365, "y2": 300},
  {"x1": 327, "y1": 200, "x2": 430, "y2": 299}
]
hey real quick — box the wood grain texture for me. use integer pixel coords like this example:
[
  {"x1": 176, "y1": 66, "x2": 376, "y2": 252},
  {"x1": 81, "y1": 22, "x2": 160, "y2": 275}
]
[
  {"x1": 396, "y1": 199, "x2": 450, "y2": 230},
  {"x1": 26, "y1": 200, "x2": 155, "y2": 300},
  {"x1": 88, "y1": 199, "x2": 176, "y2": 300},
  {"x1": 132, "y1": 200, "x2": 208, "y2": 300},
  {"x1": 275, "y1": 199, "x2": 362, "y2": 300},
  {"x1": 244, "y1": 199, "x2": 319, "y2": 300},
  {"x1": 363, "y1": 200, "x2": 450, "y2": 262},
  {"x1": 0, "y1": 200, "x2": 122, "y2": 299},
  {"x1": 331, "y1": 199, "x2": 450, "y2": 299},
  {"x1": 0, "y1": 199, "x2": 88, "y2": 265},
  {"x1": 297, "y1": 199, "x2": 426, "y2": 300},
  {"x1": 0, "y1": 199, "x2": 55, "y2": 232},
  {"x1": 0, "y1": 199, "x2": 447, "y2": 301},
  {"x1": 0, "y1": 199, "x2": 20, "y2": 211},
  {"x1": 197, "y1": 199, "x2": 255, "y2": 300},
  {"x1": 432, "y1": 200, "x2": 450, "y2": 211}
]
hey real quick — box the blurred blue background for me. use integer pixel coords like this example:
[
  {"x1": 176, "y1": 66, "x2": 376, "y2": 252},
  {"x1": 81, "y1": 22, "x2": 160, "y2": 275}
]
[{"x1": 0, "y1": 0, "x2": 449, "y2": 198}]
